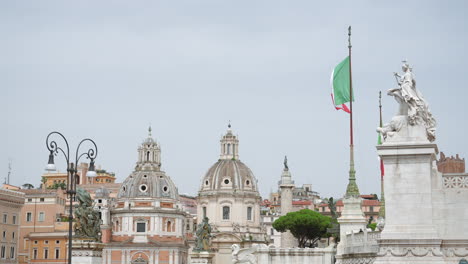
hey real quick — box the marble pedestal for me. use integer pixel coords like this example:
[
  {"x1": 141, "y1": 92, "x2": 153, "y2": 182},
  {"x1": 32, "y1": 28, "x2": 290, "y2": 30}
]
[
  {"x1": 336, "y1": 195, "x2": 367, "y2": 258},
  {"x1": 190, "y1": 251, "x2": 215, "y2": 264},
  {"x1": 374, "y1": 139, "x2": 444, "y2": 263},
  {"x1": 71, "y1": 239, "x2": 104, "y2": 264}
]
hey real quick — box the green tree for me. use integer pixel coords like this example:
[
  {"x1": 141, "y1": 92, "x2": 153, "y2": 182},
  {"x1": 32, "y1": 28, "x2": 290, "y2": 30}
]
[
  {"x1": 48, "y1": 182, "x2": 66, "y2": 190},
  {"x1": 22, "y1": 183, "x2": 34, "y2": 189},
  {"x1": 272, "y1": 209, "x2": 331, "y2": 248}
]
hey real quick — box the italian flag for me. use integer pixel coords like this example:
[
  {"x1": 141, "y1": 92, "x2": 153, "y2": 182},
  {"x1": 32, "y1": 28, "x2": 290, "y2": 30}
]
[
  {"x1": 331, "y1": 56, "x2": 353, "y2": 113},
  {"x1": 378, "y1": 132, "x2": 384, "y2": 179}
]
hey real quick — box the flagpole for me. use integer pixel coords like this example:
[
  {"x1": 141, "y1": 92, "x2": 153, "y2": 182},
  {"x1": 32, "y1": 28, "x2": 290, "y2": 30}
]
[
  {"x1": 378, "y1": 91, "x2": 386, "y2": 218},
  {"x1": 346, "y1": 25, "x2": 360, "y2": 197}
]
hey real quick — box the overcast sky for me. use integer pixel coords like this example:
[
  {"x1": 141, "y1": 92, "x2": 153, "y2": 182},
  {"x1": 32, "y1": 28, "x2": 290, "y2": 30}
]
[{"x1": 2, "y1": 1, "x2": 468, "y2": 199}]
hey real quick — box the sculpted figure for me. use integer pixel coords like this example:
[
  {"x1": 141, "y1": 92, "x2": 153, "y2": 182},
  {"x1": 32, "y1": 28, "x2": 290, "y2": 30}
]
[
  {"x1": 74, "y1": 188, "x2": 101, "y2": 241},
  {"x1": 194, "y1": 217, "x2": 212, "y2": 251},
  {"x1": 231, "y1": 244, "x2": 258, "y2": 264},
  {"x1": 327, "y1": 197, "x2": 338, "y2": 220},
  {"x1": 378, "y1": 61, "x2": 436, "y2": 142}
]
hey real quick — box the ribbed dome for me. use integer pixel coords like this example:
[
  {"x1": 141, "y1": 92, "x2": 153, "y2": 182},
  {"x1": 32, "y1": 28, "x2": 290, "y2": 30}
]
[
  {"x1": 117, "y1": 127, "x2": 178, "y2": 200},
  {"x1": 118, "y1": 170, "x2": 179, "y2": 200},
  {"x1": 199, "y1": 159, "x2": 258, "y2": 193}
]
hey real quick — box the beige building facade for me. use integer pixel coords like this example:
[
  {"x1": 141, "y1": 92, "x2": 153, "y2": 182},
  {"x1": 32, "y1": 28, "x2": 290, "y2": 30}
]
[
  {"x1": 0, "y1": 188, "x2": 25, "y2": 264},
  {"x1": 17, "y1": 189, "x2": 67, "y2": 264}
]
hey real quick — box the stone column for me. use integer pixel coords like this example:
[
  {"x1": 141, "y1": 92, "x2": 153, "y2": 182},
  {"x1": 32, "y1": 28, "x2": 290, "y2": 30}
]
[
  {"x1": 279, "y1": 167, "x2": 296, "y2": 248},
  {"x1": 174, "y1": 250, "x2": 179, "y2": 264}
]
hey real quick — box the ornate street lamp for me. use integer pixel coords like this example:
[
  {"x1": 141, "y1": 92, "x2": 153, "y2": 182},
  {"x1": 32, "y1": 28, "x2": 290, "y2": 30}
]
[{"x1": 45, "y1": 131, "x2": 98, "y2": 264}]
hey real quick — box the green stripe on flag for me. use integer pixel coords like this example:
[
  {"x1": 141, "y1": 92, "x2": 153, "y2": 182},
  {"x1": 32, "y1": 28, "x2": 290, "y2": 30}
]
[{"x1": 333, "y1": 56, "x2": 354, "y2": 105}]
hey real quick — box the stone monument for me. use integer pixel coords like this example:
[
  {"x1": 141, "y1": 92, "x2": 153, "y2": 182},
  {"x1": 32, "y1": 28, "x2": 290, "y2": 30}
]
[
  {"x1": 191, "y1": 217, "x2": 215, "y2": 264},
  {"x1": 279, "y1": 156, "x2": 297, "y2": 248},
  {"x1": 72, "y1": 188, "x2": 104, "y2": 264},
  {"x1": 374, "y1": 61, "x2": 444, "y2": 263}
]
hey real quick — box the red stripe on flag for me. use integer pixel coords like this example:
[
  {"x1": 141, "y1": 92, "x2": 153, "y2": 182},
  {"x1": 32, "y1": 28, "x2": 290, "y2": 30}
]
[
  {"x1": 380, "y1": 158, "x2": 385, "y2": 180},
  {"x1": 331, "y1": 94, "x2": 351, "y2": 113}
]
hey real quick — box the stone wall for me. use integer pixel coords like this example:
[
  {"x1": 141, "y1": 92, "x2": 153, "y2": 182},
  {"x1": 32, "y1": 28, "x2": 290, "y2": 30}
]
[
  {"x1": 232, "y1": 244, "x2": 336, "y2": 264},
  {"x1": 336, "y1": 229, "x2": 379, "y2": 264}
]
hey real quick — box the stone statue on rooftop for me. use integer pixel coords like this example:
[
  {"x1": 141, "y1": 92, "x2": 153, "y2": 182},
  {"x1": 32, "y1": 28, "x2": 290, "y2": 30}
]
[
  {"x1": 327, "y1": 197, "x2": 338, "y2": 220},
  {"x1": 377, "y1": 61, "x2": 436, "y2": 142},
  {"x1": 283, "y1": 156, "x2": 288, "y2": 170},
  {"x1": 194, "y1": 217, "x2": 212, "y2": 251},
  {"x1": 74, "y1": 188, "x2": 101, "y2": 241}
]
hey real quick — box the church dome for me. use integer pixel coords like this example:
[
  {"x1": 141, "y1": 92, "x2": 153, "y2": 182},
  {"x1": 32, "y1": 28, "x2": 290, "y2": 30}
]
[
  {"x1": 117, "y1": 127, "x2": 179, "y2": 200},
  {"x1": 199, "y1": 125, "x2": 259, "y2": 194},
  {"x1": 200, "y1": 160, "x2": 258, "y2": 192},
  {"x1": 118, "y1": 171, "x2": 178, "y2": 200}
]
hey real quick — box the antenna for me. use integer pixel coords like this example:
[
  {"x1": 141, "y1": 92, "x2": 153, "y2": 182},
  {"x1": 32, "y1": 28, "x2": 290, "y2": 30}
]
[{"x1": 7, "y1": 159, "x2": 11, "y2": 185}]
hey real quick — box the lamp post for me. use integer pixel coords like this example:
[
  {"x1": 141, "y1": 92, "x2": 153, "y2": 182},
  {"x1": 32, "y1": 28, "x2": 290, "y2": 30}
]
[{"x1": 45, "y1": 131, "x2": 98, "y2": 264}]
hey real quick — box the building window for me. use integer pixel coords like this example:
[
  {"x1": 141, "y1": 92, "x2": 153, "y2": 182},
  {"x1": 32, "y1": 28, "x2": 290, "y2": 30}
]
[
  {"x1": 202, "y1": 207, "x2": 207, "y2": 218},
  {"x1": 40, "y1": 198, "x2": 44, "y2": 202},
  {"x1": 136, "y1": 222, "x2": 146, "y2": 233},
  {"x1": 12, "y1": 232, "x2": 15, "y2": 240},
  {"x1": 270, "y1": 228, "x2": 274, "y2": 235},
  {"x1": 38, "y1": 212, "x2": 45, "y2": 222},
  {"x1": 2, "y1": 214, "x2": 7, "y2": 224},
  {"x1": 10, "y1": 246, "x2": 15, "y2": 259},
  {"x1": 55, "y1": 248, "x2": 60, "y2": 259},
  {"x1": 44, "y1": 248, "x2": 49, "y2": 259},
  {"x1": 322, "y1": 207, "x2": 326, "y2": 212},
  {"x1": 227, "y1": 144, "x2": 231, "y2": 154},
  {"x1": 247, "y1": 207, "x2": 253, "y2": 221},
  {"x1": 44, "y1": 240, "x2": 48, "y2": 244},
  {"x1": 56, "y1": 240, "x2": 60, "y2": 244},
  {"x1": 369, "y1": 206, "x2": 374, "y2": 212},
  {"x1": 12, "y1": 215, "x2": 16, "y2": 225},
  {"x1": 166, "y1": 221, "x2": 172, "y2": 232},
  {"x1": 27, "y1": 198, "x2": 32, "y2": 202},
  {"x1": 0, "y1": 246, "x2": 5, "y2": 259},
  {"x1": 26, "y1": 212, "x2": 32, "y2": 222},
  {"x1": 222, "y1": 206, "x2": 230, "y2": 220},
  {"x1": 146, "y1": 151, "x2": 150, "y2": 161},
  {"x1": 2, "y1": 231, "x2": 6, "y2": 239},
  {"x1": 33, "y1": 248, "x2": 38, "y2": 259}
]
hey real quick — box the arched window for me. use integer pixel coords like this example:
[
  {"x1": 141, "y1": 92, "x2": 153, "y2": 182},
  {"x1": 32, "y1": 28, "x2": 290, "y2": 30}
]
[
  {"x1": 227, "y1": 144, "x2": 231, "y2": 155},
  {"x1": 146, "y1": 151, "x2": 150, "y2": 161},
  {"x1": 247, "y1": 207, "x2": 252, "y2": 221},
  {"x1": 167, "y1": 221, "x2": 172, "y2": 232},
  {"x1": 222, "y1": 206, "x2": 230, "y2": 220},
  {"x1": 232, "y1": 144, "x2": 235, "y2": 155}
]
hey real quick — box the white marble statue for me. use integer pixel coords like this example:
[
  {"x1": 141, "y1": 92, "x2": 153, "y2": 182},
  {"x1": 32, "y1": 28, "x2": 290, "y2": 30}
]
[
  {"x1": 231, "y1": 244, "x2": 258, "y2": 264},
  {"x1": 378, "y1": 61, "x2": 436, "y2": 142}
]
